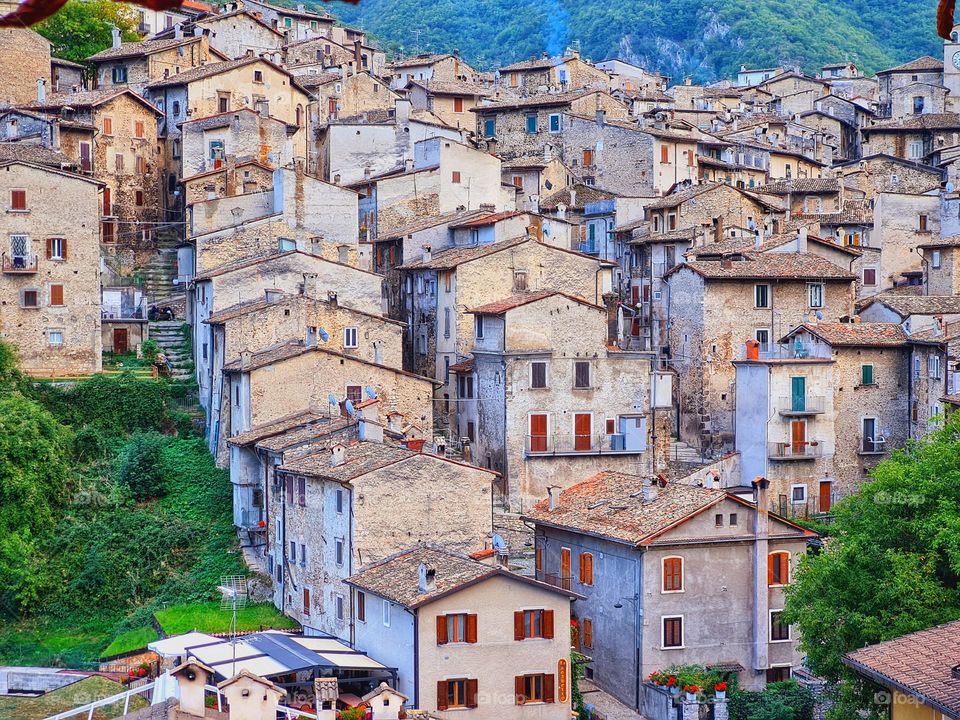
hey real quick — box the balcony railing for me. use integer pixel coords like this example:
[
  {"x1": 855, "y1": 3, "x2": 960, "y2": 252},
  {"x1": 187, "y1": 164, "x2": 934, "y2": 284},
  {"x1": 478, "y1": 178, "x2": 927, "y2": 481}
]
[
  {"x1": 859, "y1": 438, "x2": 887, "y2": 455},
  {"x1": 542, "y1": 573, "x2": 573, "y2": 591},
  {"x1": 768, "y1": 441, "x2": 822, "y2": 460},
  {"x1": 2, "y1": 253, "x2": 38, "y2": 273},
  {"x1": 777, "y1": 396, "x2": 826, "y2": 416},
  {"x1": 237, "y1": 509, "x2": 265, "y2": 530},
  {"x1": 771, "y1": 493, "x2": 839, "y2": 519},
  {"x1": 526, "y1": 432, "x2": 646, "y2": 456},
  {"x1": 578, "y1": 240, "x2": 599, "y2": 255}
]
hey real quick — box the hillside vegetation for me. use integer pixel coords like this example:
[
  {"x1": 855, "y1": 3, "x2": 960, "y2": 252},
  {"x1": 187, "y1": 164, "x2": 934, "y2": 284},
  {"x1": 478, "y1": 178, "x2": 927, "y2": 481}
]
[{"x1": 323, "y1": 0, "x2": 942, "y2": 81}]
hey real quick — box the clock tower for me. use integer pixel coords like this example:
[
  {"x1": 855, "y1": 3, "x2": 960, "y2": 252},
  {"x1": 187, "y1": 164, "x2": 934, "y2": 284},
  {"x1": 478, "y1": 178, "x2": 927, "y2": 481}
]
[{"x1": 945, "y1": 24, "x2": 960, "y2": 110}]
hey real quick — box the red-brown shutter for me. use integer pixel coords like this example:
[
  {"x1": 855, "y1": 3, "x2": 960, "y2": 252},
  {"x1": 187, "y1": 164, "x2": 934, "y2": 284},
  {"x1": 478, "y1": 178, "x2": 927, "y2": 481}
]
[
  {"x1": 544, "y1": 674, "x2": 555, "y2": 703},
  {"x1": 60, "y1": 238, "x2": 67, "y2": 259},
  {"x1": 436, "y1": 681, "x2": 448, "y2": 711},
  {"x1": 436, "y1": 615, "x2": 448, "y2": 645},
  {"x1": 466, "y1": 679, "x2": 478, "y2": 708},
  {"x1": 767, "y1": 554, "x2": 775, "y2": 586},
  {"x1": 465, "y1": 614, "x2": 478, "y2": 643},
  {"x1": 535, "y1": 546, "x2": 543, "y2": 576},
  {"x1": 514, "y1": 676, "x2": 525, "y2": 704},
  {"x1": 583, "y1": 618, "x2": 593, "y2": 648},
  {"x1": 578, "y1": 553, "x2": 585, "y2": 583},
  {"x1": 45, "y1": 238, "x2": 52, "y2": 259},
  {"x1": 357, "y1": 591, "x2": 365, "y2": 621},
  {"x1": 660, "y1": 145, "x2": 669, "y2": 163},
  {"x1": 514, "y1": 611, "x2": 525, "y2": 641},
  {"x1": 50, "y1": 285, "x2": 64, "y2": 306},
  {"x1": 779, "y1": 553, "x2": 789, "y2": 584},
  {"x1": 542, "y1": 609, "x2": 554, "y2": 639}
]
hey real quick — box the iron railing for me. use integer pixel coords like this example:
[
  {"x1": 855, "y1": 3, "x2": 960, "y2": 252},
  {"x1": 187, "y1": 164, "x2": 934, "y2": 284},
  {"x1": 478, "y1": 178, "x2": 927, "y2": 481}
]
[
  {"x1": 776, "y1": 396, "x2": 826, "y2": 416},
  {"x1": 767, "y1": 441, "x2": 822, "y2": 460},
  {"x1": 2, "y1": 252, "x2": 38, "y2": 273},
  {"x1": 526, "y1": 432, "x2": 645, "y2": 455}
]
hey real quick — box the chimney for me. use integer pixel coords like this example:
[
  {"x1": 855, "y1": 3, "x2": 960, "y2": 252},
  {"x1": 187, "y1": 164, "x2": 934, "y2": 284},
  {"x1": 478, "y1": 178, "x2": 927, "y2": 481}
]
[
  {"x1": 36, "y1": 78, "x2": 45, "y2": 104},
  {"x1": 569, "y1": 189, "x2": 576, "y2": 207},
  {"x1": 302, "y1": 272, "x2": 318, "y2": 298},
  {"x1": 556, "y1": 202, "x2": 567, "y2": 221},
  {"x1": 174, "y1": 22, "x2": 183, "y2": 40},
  {"x1": 354, "y1": 39, "x2": 362, "y2": 70},
  {"x1": 543, "y1": 143, "x2": 552, "y2": 162},
  {"x1": 421, "y1": 244, "x2": 432, "y2": 262},
  {"x1": 387, "y1": 412, "x2": 403, "y2": 433},
  {"x1": 754, "y1": 230, "x2": 762, "y2": 250},
  {"x1": 219, "y1": 671, "x2": 284, "y2": 720},
  {"x1": 170, "y1": 661, "x2": 213, "y2": 718},
  {"x1": 641, "y1": 477, "x2": 659, "y2": 503},
  {"x1": 404, "y1": 157, "x2": 414, "y2": 172},
  {"x1": 327, "y1": 290, "x2": 338, "y2": 307},
  {"x1": 111, "y1": 26, "x2": 121, "y2": 48},
  {"x1": 240, "y1": 350, "x2": 252, "y2": 370},
  {"x1": 330, "y1": 444, "x2": 347, "y2": 467},
  {"x1": 751, "y1": 476, "x2": 770, "y2": 672},
  {"x1": 547, "y1": 485, "x2": 557, "y2": 512},
  {"x1": 418, "y1": 561, "x2": 437, "y2": 593},
  {"x1": 395, "y1": 98, "x2": 411, "y2": 124},
  {"x1": 194, "y1": 26, "x2": 203, "y2": 36},
  {"x1": 595, "y1": 109, "x2": 605, "y2": 127},
  {"x1": 297, "y1": 3, "x2": 305, "y2": 10},
  {"x1": 797, "y1": 226, "x2": 808, "y2": 253},
  {"x1": 314, "y1": 678, "x2": 340, "y2": 720},
  {"x1": 359, "y1": 416, "x2": 384, "y2": 443}
]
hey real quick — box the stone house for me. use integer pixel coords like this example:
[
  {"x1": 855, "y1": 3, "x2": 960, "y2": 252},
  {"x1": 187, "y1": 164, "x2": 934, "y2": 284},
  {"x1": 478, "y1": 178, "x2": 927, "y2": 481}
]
[
  {"x1": 831, "y1": 154, "x2": 943, "y2": 200},
  {"x1": 182, "y1": 159, "x2": 275, "y2": 204},
  {"x1": 285, "y1": 35, "x2": 385, "y2": 78},
  {"x1": 397, "y1": 236, "x2": 615, "y2": 407},
  {"x1": 736, "y1": 322, "x2": 911, "y2": 509},
  {"x1": 861, "y1": 113, "x2": 960, "y2": 163},
  {"x1": 665, "y1": 250, "x2": 856, "y2": 450},
  {"x1": 524, "y1": 474, "x2": 814, "y2": 708},
  {"x1": 753, "y1": 72, "x2": 829, "y2": 116},
  {"x1": 875, "y1": 56, "x2": 945, "y2": 118},
  {"x1": 305, "y1": 70, "x2": 397, "y2": 127},
  {"x1": 86, "y1": 34, "x2": 224, "y2": 96},
  {"x1": 595, "y1": 59, "x2": 669, "y2": 95},
  {"x1": 405, "y1": 79, "x2": 492, "y2": 131},
  {"x1": 917, "y1": 236, "x2": 960, "y2": 294},
  {"x1": 316, "y1": 99, "x2": 466, "y2": 185},
  {"x1": 270, "y1": 446, "x2": 494, "y2": 637},
  {"x1": 753, "y1": 178, "x2": 842, "y2": 218},
  {"x1": 235, "y1": 0, "x2": 335, "y2": 42},
  {"x1": 695, "y1": 137, "x2": 769, "y2": 189},
  {"x1": 498, "y1": 50, "x2": 609, "y2": 93},
  {"x1": 0, "y1": 158, "x2": 102, "y2": 373},
  {"x1": 865, "y1": 191, "x2": 941, "y2": 294},
  {"x1": 348, "y1": 545, "x2": 578, "y2": 717},
  {"x1": 50, "y1": 58, "x2": 87, "y2": 94},
  {"x1": 459, "y1": 290, "x2": 655, "y2": 510},
  {"x1": 26, "y1": 89, "x2": 164, "y2": 249},
  {"x1": 127, "y1": 0, "x2": 211, "y2": 37},
  {"x1": 187, "y1": 9, "x2": 285, "y2": 61},
  {"x1": 643, "y1": 182, "x2": 783, "y2": 237},
  {"x1": 0, "y1": 28, "x2": 51, "y2": 107},
  {"x1": 386, "y1": 53, "x2": 481, "y2": 91},
  {"x1": 501, "y1": 156, "x2": 573, "y2": 210},
  {"x1": 537, "y1": 184, "x2": 619, "y2": 228}
]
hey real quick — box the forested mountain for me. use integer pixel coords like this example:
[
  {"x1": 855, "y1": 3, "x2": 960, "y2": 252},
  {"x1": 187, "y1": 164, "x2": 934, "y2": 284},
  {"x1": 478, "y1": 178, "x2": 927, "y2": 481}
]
[{"x1": 321, "y1": 0, "x2": 942, "y2": 82}]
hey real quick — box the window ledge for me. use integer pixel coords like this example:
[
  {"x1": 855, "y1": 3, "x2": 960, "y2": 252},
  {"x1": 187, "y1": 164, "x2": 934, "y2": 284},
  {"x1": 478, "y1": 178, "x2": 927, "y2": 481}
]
[{"x1": 6, "y1": 209, "x2": 29, "y2": 214}]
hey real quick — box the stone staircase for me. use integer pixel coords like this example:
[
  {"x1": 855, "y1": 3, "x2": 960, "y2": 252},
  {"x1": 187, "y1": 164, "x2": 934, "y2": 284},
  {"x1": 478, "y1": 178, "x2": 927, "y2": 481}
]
[
  {"x1": 669, "y1": 438, "x2": 706, "y2": 465},
  {"x1": 142, "y1": 241, "x2": 187, "y2": 318},
  {"x1": 149, "y1": 320, "x2": 193, "y2": 382}
]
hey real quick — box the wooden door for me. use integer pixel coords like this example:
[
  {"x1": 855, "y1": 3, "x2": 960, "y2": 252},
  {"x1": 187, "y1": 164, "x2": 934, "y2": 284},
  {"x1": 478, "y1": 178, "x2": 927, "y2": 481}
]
[
  {"x1": 560, "y1": 548, "x2": 571, "y2": 589},
  {"x1": 791, "y1": 376, "x2": 806, "y2": 412},
  {"x1": 819, "y1": 480, "x2": 832, "y2": 513},
  {"x1": 574, "y1": 413, "x2": 592, "y2": 451},
  {"x1": 529, "y1": 414, "x2": 548, "y2": 452},
  {"x1": 791, "y1": 420, "x2": 806, "y2": 455},
  {"x1": 113, "y1": 328, "x2": 128, "y2": 354},
  {"x1": 631, "y1": 285, "x2": 641, "y2": 336},
  {"x1": 79, "y1": 142, "x2": 91, "y2": 173}
]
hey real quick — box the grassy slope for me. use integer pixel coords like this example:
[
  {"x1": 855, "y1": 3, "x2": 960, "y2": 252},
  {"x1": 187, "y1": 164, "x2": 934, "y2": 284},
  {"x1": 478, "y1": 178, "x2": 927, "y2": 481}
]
[
  {"x1": 100, "y1": 626, "x2": 159, "y2": 659},
  {"x1": 154, "y1": 602, "x2": 298, "y2": 635},
  {"x1": 0, "y1": 676, "x2": 147, "y2": 720}
]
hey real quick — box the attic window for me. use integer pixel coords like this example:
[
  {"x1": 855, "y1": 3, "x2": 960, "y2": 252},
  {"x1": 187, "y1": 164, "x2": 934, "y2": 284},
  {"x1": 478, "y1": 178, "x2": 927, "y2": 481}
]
[{"x1": 254, "y1": 70, "x2": 264, "y2": 83}]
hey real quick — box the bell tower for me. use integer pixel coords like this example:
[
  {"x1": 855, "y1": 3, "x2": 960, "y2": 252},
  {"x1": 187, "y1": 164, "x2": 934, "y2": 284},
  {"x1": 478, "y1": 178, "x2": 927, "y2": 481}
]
[{"x1": 945, "y1": 24, "x2": 960, "y2": 110}]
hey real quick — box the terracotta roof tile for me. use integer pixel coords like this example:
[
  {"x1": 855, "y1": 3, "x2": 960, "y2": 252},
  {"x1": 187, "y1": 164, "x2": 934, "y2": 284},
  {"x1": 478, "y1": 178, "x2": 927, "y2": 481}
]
[
  {"x1": 917, "y1": 235, "x2": 960, "y2": 249},
  {"x1": 406, "y1": 79, "x2": 490, "y2": 97},
  {"x1": 279, "y1": 439, "x2": 415, "y2": 480},
  {"x1": 756, "y1": 178, "x2": 841, "y2": 194},
  {"x1": 669, "y1": 252, "x2": 855, "y2": 281},
  {"x1": 862, "y1": 294, "x2": 960, "y2": 317},
  {"x1": 877, "y1": 56, "x2": 945, "y2": 74},
  {"x1": 372, "y1": 209, "x2": 488, "y2": 241},
  {"x1": 466, "y1": 290, "x2": 601, "y2": 315},
  {"x1": 866, "y1": 113, "x2": 960, "y2": 132},
  {"x1": 844, "y1": 620, "x2": 960, "y2": 715},
  {"x1": 449, "y1": 210, "x2": 523, "y2": 228},
  {"x1": 227, "y1": 411, "x2": 328, "y2": 447},
  {"x1": 86, "y1": 36, "x2": 204, "y2": 61},
  {"x1": 471, "y1": 90, "x2": 611, "y2": 113},
  {"x1": 398, "y1": 235, "x2": 529, "y2": 270},
  {"x1": 387, "y1": 53, "x2": 455, "y2": 69},
  {"x1": 539, "y1": 183, "x2": 617, "y2": 210},
  {"x1": 796, "y1": 199, "x2": 873, "y2": 225},
  {"x1": 790, "y1": 322, "x2": 908, "y2": 347},
  {"x1": 523, "y1": 471, "x2": 725, "y2": 545},
  {"x1": 146, "y1": 57, "x2": 264, "y2": 89},
  {"x1": 0, "y1": 142, "x2": 76, "y2": 168}
]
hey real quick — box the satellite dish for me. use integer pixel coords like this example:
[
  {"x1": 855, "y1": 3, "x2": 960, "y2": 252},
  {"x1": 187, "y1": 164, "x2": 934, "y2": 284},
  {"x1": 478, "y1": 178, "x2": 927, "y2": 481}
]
[
  {"x1": 345, "y1": 399, "x2": 355, "y2": 415},
  {"x1": 365, "y1": 386, "x2": 377, "y2": 399},
  {"x1": 492, "y1": 534, "x2": 507, "y2": 552},
  {"x1": 948, "y1": 182, "x2": 956, "y2": 192},
  {"x1": 544, "y1": 180, "x2": 553, "y2": 190},
  {"x1": 328, "y1": 394, "x2": 338, "y2": 406},
  {"x1": 815, "y1": 310, "x2": 824, "y2": 320},
  {"x1": 267, "y1": 152, "x2": 276, "y2": 163},
  {"x1": 318, "y1": 328, "x2": 330, "y2": 342}
]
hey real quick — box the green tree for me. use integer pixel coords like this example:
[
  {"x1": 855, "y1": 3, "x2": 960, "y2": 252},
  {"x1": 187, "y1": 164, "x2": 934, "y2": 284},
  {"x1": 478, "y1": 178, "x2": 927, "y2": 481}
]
[
  {"x1": 785, "y1": 414, "x2": 960, "y2": 719},
  {"x1": 34, "y1": 0, "x2": 141, "y2": 64},
  {"x1": 116, "y1": 432, "x2": 167, "y2": 501}
]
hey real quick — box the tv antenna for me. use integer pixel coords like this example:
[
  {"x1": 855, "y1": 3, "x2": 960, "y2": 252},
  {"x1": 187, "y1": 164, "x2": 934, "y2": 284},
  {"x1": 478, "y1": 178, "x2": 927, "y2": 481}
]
[{"x1": 218, "y1": 575, "x2": 249, "y2": 677}]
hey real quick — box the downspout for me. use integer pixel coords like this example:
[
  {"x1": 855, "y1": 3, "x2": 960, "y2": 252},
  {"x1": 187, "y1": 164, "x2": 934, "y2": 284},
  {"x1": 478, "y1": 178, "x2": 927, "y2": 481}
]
[
  {"x1": 349, "y1": 483, "x2": 356, "y2": 646},
  {"x1": 914, "y1": 246, "x2": 929, "y2": 295},
  {"x1": 413, "y1": 611, "x2": 420, "y2": 707},
  {"x1": 634, "y1": 548, "x2": 644, "y2": 710},
  {"x1": 908, "y1": 347, "x2": 915, "y2": 440}
]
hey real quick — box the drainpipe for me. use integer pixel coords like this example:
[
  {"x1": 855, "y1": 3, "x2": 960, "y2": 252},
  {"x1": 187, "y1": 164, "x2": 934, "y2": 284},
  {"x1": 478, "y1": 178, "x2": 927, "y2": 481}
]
[
  {"x1": 413, "y1": 611, "x2": 420, "y2": 707},
  {"x1": 907, "y1": 347, "x2": 915, "y2": 440},
  {"x1": 348, "y1": 483, "x2": 356, "y2": 646},
  {"x1": 914, "y1": 246, "x2": 929, "y2": 295},
  {"x1": 634, "y1": 551, "x2": 644, "y2": 711}
]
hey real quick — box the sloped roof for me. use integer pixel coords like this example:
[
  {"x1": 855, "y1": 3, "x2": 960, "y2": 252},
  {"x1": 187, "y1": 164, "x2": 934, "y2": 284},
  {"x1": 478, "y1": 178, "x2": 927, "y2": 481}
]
[
  {"x1": 146, "y1": 56, "x2": 267, "y2": 89},
  {"x1": 398, "y1": 235, "x2": 529, "y2": 270},
  {"x1": 667, "y1": 252, "x2": 855, "y2": 281},
  {"x1": 539, "y1": 182, "x2": 617, "y2": 210},
  {"x1": 373, "y1": 209, "x2": 488, "y2": 242},
  {"x1": 227, "y1": 410, "x2": 328, "y2": 447},
  {"x1": 917, "y1": 235, "x2": 960, "y2": 249},
  {"x1": 861, "y1": 294, "x2": 960, "y2": 317},
  {"x1": 471, "y1": 90, "x2": 612, "y2": 113},
  {"x1": 844, "y1": 620, "x2": 960, "y2": 716},
  {"x1": 449, "y1": 210, "x2": 522, "y2": 228},
  {"x1": 756, "y1": 178, "x2": 841, "y2": 194},
  {"x1": 465, "y1": 290, "x2": 602, "y2": 315},
  {"x1": 28, "y1": 88, "x2": 161, "y2": 114},
  {"x1": 387, "y1": 53, "x2": 455, "y2": 69},
  {"x1": 0, "y1": 142, "x2": 76, "y2": 168},
  {"x1": 87, "y1": 36, "x2": 203, "y2": 61},
  {"x1": 876, "y1": 56, "x2": 944, "y2": 75},
  {"x1": 406, "y1": 79, "x2": 491, "y2": 97},
  {"x1": 865, "y1": 113, "x2": 960, "y2": 132},
  {"x1": 645, "y1": 182, "x2": 781, "y2": 212},
  {"x1": 796, "y1": 199, "x2": 873, "y2": 225},
  {"x1": 499, "y1": 55, "x2": 566, "y2": 72},
  {"x1": 280, "y1": 440, "x2": 415, "y2": 480},
  {"x1": 786, "y1": 322, "x2": 908, "y2": 347}
]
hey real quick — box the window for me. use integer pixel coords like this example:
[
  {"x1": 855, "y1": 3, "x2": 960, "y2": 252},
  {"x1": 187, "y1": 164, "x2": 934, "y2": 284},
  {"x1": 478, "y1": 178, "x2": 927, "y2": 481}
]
[
  {"x1": 715, "y1": 513, "x2": 723, "y2": 527},
  {"x1": 513, "y1": 270, "x2": 528, "y2": 291},
  {"x1": 919, "y1": 214, "x2": 928, "y2": 232},
  {"x1": 529, "y1": 413, "x2": 548, "y2": 452},
  {"x1": 453, "y1": 97, "x2": 464, "y2": 113},
  {"x1": 574, "y1": 361, "x2": 591, "y2": 389},
  {"x1": 515, "y1": 674, "x2": 554, "y2": 704},
  {"x1": 344, "y1": 327, "x2": 358, "y2": 348},
  {"x1": 549, "y1": 113, "x2": 561, "y2": 132},
  {"x1": 346, "y1": 385, "x2": 362, "y2": 403},
  {"x1": 785, "y1": 163, "x2": 792, "y2": 179},
  {"x1": 754, "y1": 283, "x2": 770, "y2": 308},
  {"x1": 172, "y1": 139, "x2": 181, "y2": 159},
  {"x1": 662, "y1": 616, "x2": 683, "y2": 648},
  {"x1": 438, "y1": 679, "x2": 478, "y2": 709},
  {"x1": 791, "y1": 484, "x2": 806, "y2": 503},
  {"x1": 134, "y1": 120, "x2": 144, "y2": 139},
  {"x1": 768, "y1": 551, "x2": 790, "y2": 586},
  {"x1": 115, "y1": 153, "x2": 124, "y2": 172},
  {"x1": 767, "y1": 667, "x2": 791, "y2": 683},
  {"x1": 297, "y1": 477, "x2": 305, "y2": 506},
  {"x1": 583, "y1": 149, "x2": 594, "y2": 166},
  {"x1": 660, "y1": 145, "x2": 669, "y2": 163},
  {"x1": 515, "y1": 608, "x2": 553, "y2": 639},
  {"x1": 531, "y1": 361, "x2": 547, "y2": 388},
  {"x1": 382, "y1": 601, "x2": 391, "y2": 626},
  {"x1": 46, "y1": 237, "x2": 65, "y2": 260},
  {"x1": 755, "y1": 328, "x2": 771, "y2": 354},
  {"x1": 770, "y1": 611, "x2": 790, "y2": 642},
  {"x1": 303, "y1": 587, "x2": 311, "y2": 615},
  {"x1": 730, "y1": 513, "x2": 738, "y2": 526},
  {"x1": 111, "y1": 66, "x2": 127, "y2": 84},
  {"x1": 451, "y1": 170, "x2": 461, "y2": 183},
  {"x1": 933, "y1": 250, "x2": 942, "y2": 268},
  {"x1": 525, "y1": 114, "x2": 537, "y2": 133},
  {"x1": 254, "y1": 69, "x2": 264, "y2": 83},
  {"x1": 336, "y1": 594, "x2": 344, "y2": 621},
  {"x1": 662, "y1": 557, "x2": 683, "y2": 593},
  {"x1": 289, "y1": 541, "x2": 297, "y2": 563},
  {"x1": 579, "y1": 552, "x2": 593, "y2": 585},
  {"x1": 582, "y1": 617, "x2": 593, "y2": 648},
  {"x1": 474, "y1": 315, "x2": 484, "y2": 339},
  {"x1": 336, "y1": 488, "x2": 344, "y2": 513},
  {"x1": 913, "y1": 96, "x2": 925, "y2": 114},
  {"x1": 356, "y1": 591, "x2": 365, "y2": 621},
  {"x1": 862, "y1": 267, "x2": 877, "y2": 286},
  {"x1": 102, "y1": 116, "x2": 113, "y2": 135},
  {"x1": 484, "y1": 118, "x2": 495, "y2": 137},
  {"x1": 10, "y1": 189, "x2": 26, "y2": 211},
  {"x1": 930, "y1": 354, "x2": 942, "y2": 379},
  {"x1": 860, "y1": 364, "x2": 874, "y2": 386},
  {"x1": 437, "y1": 612, "x2": 477, "y2": 644},
  {"x1": 335, "y1": 537, "x2": 344, "y2": 566},
  {"x1": 284, "y1": 16, "x2": 292, "y2": 27},
  {"x1": 218, "y1": 95, "x2": 229, "y2": 113},
  {"x1": 136, "y1": 156, "x2": 146, "y2": 175},
  {"x1": 21, "y1": 289, "x2": 39, "y2": 308},
  {"x1": 49, "y1": 284, "x2": 64, "y2": 307},
  {"x1": 808, "y1": 283, "x2": 823, "y2": 309},
  {"x1": 135, "y1": 190, "x2": 144, "y2": 206},
  {"x1": 512, "y1": 175, "x2": 524, "y2": 189},
  {"x1": 48, "y1": 329, "x2": 64, "y2": 346}
]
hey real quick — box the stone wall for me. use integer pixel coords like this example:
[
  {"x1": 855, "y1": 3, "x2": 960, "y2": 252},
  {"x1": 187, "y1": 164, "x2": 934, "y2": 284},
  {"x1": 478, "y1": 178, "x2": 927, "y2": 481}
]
[{"x1": 0, "y1": 28, "x2": 50, "y2": 107}]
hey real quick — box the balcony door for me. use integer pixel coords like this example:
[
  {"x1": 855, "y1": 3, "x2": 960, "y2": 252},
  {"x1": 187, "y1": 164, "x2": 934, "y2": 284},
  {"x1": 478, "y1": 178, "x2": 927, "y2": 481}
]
[
  {"x1": 560, "y1": 547, "x2": 571, "y2": 590},
  {"x1": 530, "y1": 413, "x2": 548, "y2": 452},
  {"x1": 790, "y1": 420, "x2": 806, "y2": 455},
  {"x1": 819, "y1": 480, "x2": 832, "y2": 512},
  {"x1": 791, "y1": 376, "x2": 806, "y2": 412},
  {"x1": 574, "y1": 413, "x2": 592, "y2": 451}
]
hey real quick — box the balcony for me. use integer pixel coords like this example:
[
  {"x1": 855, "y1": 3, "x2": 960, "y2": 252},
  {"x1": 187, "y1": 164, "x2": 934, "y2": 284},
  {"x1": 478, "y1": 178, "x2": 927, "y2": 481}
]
[
  {"x1": 858, "y1": 438, "x2": 887, "y2": 456},
  {"x1": 237, "y1": 509, "x2": 265, "y2": 530},
  {"x1": 2, "y1": 253, "x2": 38, "y2": 273},
  {"x1": 526, "y1": 432, "x2": 646, "y2": 457},
  {"x1": 768, "y1": 441, "x2": 822, "y2": 460},
  {"x1": 541, "y1": 573, "x2": 573, "y2": 591},
  {"x1": 777, "y1": 396, "x2": 826, "y2": 416},
  {"x1": 578, "y1": 240, "x2": 599, "y2": 255}
]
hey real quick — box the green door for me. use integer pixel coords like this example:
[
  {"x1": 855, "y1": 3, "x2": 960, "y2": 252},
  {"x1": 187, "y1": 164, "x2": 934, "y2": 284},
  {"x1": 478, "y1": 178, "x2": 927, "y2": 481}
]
[{"x1": 791, "y1": 377, "x2": 806, "y2": 412}]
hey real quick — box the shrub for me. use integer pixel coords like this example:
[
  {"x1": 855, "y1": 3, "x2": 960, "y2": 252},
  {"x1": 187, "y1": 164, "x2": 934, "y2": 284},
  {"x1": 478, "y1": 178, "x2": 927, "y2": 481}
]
[
  {"x1": 140, "y1": 340, "x2": 161, "y2": 363},
  {"x1": 74, "y1": 426, "x2": 109, "y2": 462},
  {"x1": 116, "y1": 432, "x2": 167, "y2": 501},
  {"x1": 728, "y1": 680, "x2": 814, "y2": 720}
]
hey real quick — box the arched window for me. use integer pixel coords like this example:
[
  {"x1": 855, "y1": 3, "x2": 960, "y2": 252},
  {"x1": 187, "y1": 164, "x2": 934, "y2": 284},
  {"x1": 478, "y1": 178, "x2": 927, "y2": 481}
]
[
  {"x1": 768, "y1": 551, "x2": 790, "y2": 586},
  {"x1": 296, "y1": 104, "x2": 303, "y2": 127},
  {"x1": 662, "y1": 556, "x2": 683, "y2": 592}
]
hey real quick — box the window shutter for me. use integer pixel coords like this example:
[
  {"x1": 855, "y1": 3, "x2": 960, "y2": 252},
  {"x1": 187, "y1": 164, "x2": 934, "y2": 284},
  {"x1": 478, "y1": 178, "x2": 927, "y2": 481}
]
[
  {"x1": 514, "y1": 611, "x2": 524, "y2": 641},
  {"x1": 583, "y1": 618, "x2": 593, "y2": 648},
  {"x1": 767, "y1": 554, "x2": 774, "y2": 585},
  {"x1": 578, "y1": 553, "x2": 585, "y2": 582},
  {"x1": 466, "y1": 679, "x2": 478, "y2": 708},
  {"x1": 514, "y1": 676, "x2": 525, "y2": 704},
  {"x1": 584, "y1": 553, "x2": 593, "y2": 584},
  {"x1": 50, "y1": 285, "x2": 64, "y2": 306},
  {"x1": 780, "y1": 554, "x2": 789, "y2": 583},
  {"x1": 466, "y1": 614, "x2": 478, "y2": 643},
  {"x1": 436, "y1": 682, "x2": 448, "y2": 711},
  {"x1": 542, "y1": 609, "x2": 554, "y2": 639},
  {"x1": 436, "y1": 615, "x2": 448, "y2": 645},
  {"x1": 61, "y1": 238, "x2": 67, "y2": 259},
  {"x1": 45, "y1": 238, "x2": 52, "y2": 259},
  {"x1": 544, "y1": 674, "x2": 556, "y2": 703}
]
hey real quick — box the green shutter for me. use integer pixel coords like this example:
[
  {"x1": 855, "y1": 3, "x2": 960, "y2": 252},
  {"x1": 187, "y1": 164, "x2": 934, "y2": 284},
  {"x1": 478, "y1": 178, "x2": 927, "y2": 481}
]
[{"x1": 861, "y1": 364, "x2": 873, "y2": 385}]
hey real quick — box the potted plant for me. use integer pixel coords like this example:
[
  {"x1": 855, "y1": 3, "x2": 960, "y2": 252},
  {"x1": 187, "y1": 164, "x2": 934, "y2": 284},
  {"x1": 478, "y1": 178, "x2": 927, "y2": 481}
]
[
  {"x1": 667, "y1": 676, "x2": 678, "y2": 695},
  {"x1": 683, "y1": 685, "x2": 700, "y2": 702},
  {"x1": 714, "y1": 681, "x2": 727, "y2": 700}
]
